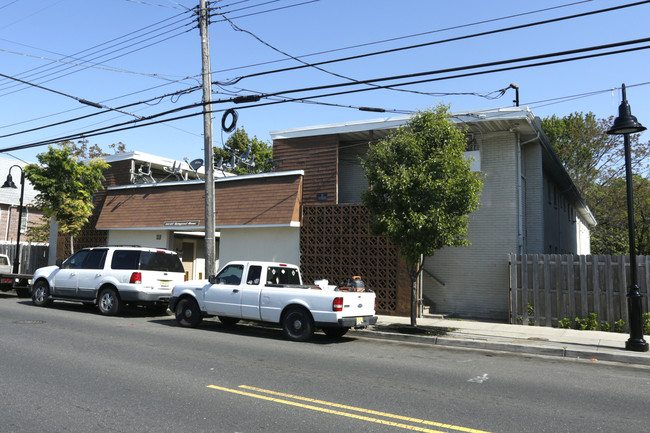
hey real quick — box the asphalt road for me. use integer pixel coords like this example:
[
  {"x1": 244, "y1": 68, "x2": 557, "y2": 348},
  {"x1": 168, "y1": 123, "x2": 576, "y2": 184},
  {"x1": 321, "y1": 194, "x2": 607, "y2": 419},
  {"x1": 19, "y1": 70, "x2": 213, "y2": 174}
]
[{"x1": 1, "y1": 294, "x2": 649, "y2": 433}]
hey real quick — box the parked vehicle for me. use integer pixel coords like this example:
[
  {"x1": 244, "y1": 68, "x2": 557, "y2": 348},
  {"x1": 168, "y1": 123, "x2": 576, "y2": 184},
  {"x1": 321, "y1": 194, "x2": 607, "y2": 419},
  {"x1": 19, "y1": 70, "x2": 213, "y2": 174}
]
[
  {"x1": 0, "y1": 253, "x2": 32, "y2": 298},
  {"x1": 169, "y1": 260, "x2": 377, "y2": 341},
  {"x1": 31, "y1": 246, "x2": 185, "y2": 315}
]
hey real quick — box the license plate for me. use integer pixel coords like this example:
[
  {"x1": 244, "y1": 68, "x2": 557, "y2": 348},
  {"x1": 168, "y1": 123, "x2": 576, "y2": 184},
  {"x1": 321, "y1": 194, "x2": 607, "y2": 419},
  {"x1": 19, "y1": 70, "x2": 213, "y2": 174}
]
[
  {"x1": 160, "y1": 280, "x2": 170, "y2": 288},
  {"x1": 356, "y1": 317, "x2": 363, "y2": 326}
]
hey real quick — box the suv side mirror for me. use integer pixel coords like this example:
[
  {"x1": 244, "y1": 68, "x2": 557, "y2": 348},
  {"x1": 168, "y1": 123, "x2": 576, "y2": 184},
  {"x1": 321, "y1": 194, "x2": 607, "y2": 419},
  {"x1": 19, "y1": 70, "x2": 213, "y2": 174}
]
[
  {"x1": 56, "y1": 259, "x2": 63, "y2": 268},
  {"x1": 208, "y1": 275, "x2": 218, "y2": 284}
]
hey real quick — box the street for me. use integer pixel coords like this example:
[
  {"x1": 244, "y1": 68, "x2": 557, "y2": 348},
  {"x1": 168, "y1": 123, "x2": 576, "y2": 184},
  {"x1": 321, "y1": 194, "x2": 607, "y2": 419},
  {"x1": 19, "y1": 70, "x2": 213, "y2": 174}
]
[{"x1": 1, "y1": 294, "x2": 649, "y2": 433}]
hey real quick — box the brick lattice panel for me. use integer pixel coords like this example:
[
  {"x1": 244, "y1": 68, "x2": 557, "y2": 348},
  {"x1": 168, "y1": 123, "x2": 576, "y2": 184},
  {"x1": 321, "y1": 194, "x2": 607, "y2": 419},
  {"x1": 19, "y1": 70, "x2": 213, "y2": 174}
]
[{"x1": 300, "y1": 204, "x2": 401, "y2": 313}]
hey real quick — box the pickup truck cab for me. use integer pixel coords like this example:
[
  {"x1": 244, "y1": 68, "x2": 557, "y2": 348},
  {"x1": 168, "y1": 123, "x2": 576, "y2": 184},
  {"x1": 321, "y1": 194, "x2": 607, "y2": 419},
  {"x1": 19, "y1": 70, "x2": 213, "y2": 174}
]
[{"x1": 169, "y1": 261, "x2": 377, "y2": 341}]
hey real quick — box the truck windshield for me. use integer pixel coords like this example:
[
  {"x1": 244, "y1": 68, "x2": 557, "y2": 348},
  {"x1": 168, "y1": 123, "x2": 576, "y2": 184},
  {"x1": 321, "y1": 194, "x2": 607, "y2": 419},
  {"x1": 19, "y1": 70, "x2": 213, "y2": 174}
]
[{"x1": 266, "y1": 266, "x2": 301, "y2": 285}]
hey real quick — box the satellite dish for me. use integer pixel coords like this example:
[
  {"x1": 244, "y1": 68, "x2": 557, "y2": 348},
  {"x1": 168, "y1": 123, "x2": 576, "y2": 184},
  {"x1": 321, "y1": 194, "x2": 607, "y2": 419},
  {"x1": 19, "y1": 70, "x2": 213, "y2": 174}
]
[
  {"x1": 241, "y1": 147, "x2": 251, "y2": 161},
  {"x1": 189, "y1": 158, "x2": 204, "y2": 171},
  {"x1": 230, "y1": 155, "x2": 237, "y2": 168},
  {"x1": 216, "y1": 157, "x2": 223, "y2": 170}
]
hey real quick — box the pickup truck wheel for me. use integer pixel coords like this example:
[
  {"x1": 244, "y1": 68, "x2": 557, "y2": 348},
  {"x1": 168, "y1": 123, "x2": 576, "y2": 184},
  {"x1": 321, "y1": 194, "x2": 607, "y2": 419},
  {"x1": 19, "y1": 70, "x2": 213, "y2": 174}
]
[
  {"x1": 218, "y1": 316, "x2": 239, "y2": 326},
  {"x1": 97, "y1": 287, "x2": 122, "y2": 316},
  {"x1": 282, "y1": 307, "x2": 314, "y2": 342},
  {"x1": 175, "y1": 298, "x2": 203, "y2": 328},
  {"x1": 32, "y1": 280, "x2": 52, "y2": 307},
  {"x1": 322, "y1": 327, "x2": 349, "y2": 338}
]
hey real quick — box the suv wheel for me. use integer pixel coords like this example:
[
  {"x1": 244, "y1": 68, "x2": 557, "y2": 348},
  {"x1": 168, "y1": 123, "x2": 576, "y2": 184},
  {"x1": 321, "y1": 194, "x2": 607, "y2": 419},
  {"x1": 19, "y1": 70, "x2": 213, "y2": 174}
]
[
  {"x1": 97, "y1": 287, "x2": 122, "y2": 316},
  {"x1": 32, "y1": 280, "x2": 52, "y2": 307}
]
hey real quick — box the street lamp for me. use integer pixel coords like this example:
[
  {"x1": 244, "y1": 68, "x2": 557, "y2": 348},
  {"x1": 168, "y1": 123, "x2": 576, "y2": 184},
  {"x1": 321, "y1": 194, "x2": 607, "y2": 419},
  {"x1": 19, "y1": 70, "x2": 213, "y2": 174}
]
[
  {"x1": 1, "y1": 165, "x2": 25, "y2": 275},
  {"x1": 606, "y1": 83, "x2": 649, "y2": 352}
]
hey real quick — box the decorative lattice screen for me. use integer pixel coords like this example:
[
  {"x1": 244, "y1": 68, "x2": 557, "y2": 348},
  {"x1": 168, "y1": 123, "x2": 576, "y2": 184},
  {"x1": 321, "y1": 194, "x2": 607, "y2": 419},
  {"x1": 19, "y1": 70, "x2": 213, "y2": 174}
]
[{"x1": 300, "y1": 204, "x2": 400, "y2": 313}]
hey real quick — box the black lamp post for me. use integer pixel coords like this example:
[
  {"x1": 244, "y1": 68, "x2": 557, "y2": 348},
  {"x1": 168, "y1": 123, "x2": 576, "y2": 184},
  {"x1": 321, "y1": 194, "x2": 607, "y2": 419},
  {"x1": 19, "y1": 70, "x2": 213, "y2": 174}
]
[
  {"x1": 606, "y1": 83, "x2": 649, "y2": 352},
  {"x1": 1, "y1": 165, "x2": 25, "y2": 275}
]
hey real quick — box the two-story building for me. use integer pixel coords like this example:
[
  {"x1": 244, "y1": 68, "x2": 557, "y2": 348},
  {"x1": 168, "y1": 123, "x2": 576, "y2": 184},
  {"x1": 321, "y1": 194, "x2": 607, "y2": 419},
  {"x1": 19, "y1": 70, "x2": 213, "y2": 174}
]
[{"x1": 75, "y1": 106, "x2": 594, "y2": 320}]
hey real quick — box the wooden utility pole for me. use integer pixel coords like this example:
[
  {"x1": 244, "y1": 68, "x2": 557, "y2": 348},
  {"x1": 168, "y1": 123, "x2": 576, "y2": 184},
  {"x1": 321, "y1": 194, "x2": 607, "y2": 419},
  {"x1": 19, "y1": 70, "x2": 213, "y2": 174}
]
[{"x1": 199, "y1": 0, "x2": 217, "y2": 277}]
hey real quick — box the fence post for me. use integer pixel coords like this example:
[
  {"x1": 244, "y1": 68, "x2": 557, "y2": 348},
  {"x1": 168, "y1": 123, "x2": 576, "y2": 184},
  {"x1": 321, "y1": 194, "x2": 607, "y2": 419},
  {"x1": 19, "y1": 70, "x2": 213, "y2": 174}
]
[
  {"x1": 567, "y1": 254, "x2": 575, "y2": 320},
  {"x1": 544, "y1": 255, "x2": 552, "y2": 327},
  {"x1": 593, "y1": 255, "x2": 601, "y2": 326}
]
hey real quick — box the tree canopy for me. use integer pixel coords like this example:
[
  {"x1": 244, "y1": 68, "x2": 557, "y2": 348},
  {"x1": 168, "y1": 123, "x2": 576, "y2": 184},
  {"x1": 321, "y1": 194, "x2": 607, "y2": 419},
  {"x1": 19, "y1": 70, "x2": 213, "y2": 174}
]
[
  {"x1": 214, "y1": 127, "x2": 272, "y2": 175},
  {"x1": 24, "y1": 143, "x2": 109, "y2": 244},
  {"x1": 541, "y1": 112, "x2": 650, "y2": 255},
  {"x1": 362, "y1": 105, "x2": 483, "y2": 325}
]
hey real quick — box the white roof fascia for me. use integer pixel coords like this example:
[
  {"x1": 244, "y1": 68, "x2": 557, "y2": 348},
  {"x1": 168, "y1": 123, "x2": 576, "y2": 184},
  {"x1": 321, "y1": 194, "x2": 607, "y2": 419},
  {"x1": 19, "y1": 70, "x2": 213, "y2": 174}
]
[
  {"x1": 270, "y1": 116, "x2": 411, "y2": 140},
  {"x1": 105, "y1": 169, "x2": 304, "y2": 191},
  {"x1": 269, "y1": 107, "x2": 537, "y2": 140},
  {"x1": 98, "y1": 151, "x2": 207, "y2": 175}
]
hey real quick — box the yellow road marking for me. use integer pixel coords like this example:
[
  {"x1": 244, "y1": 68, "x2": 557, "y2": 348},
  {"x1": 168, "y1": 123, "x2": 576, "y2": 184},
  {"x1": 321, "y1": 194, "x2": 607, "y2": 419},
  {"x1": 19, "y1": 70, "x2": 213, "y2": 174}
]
[
  {"x1": 207, "y1": 385, "x2": 490, "y2": 433},
  {"x1": 240, "y1": 385, "x2": 489, "y2": 433}
]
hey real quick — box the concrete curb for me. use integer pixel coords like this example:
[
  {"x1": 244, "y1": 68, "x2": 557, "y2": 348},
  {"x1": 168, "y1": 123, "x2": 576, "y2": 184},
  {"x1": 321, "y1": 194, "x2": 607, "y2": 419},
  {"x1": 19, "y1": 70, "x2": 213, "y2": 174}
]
[{"x1": 350, "y1": 329, "x2": 650, "y2": 366}]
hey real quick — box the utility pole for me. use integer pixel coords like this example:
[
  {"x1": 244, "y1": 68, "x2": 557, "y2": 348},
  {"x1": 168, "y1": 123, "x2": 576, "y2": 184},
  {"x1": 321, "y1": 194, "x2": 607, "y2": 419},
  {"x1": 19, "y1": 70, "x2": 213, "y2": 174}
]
[{"x1": 199, "y1": 0, "x2": 217, "y2": 277}]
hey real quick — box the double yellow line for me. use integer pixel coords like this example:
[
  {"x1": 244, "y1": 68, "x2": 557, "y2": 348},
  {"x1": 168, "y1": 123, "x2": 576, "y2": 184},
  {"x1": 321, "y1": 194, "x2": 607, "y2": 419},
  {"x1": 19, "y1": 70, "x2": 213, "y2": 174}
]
[{"x1": 207, "y1": 384, "x2": 490, "y2": 433}]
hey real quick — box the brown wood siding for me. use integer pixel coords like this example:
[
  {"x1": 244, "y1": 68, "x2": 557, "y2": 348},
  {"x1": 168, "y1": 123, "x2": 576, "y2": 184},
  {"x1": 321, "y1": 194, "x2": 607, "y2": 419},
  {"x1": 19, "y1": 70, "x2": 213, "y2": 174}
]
[
  {"x1": 96, "y1": 174, "x2": 303, "y2": 229},
  {"x1": 103, "y1": 160, "x2": 132, "y2": 187},
  {"x1": 273, "y1": 135, "x2": 338, "y2": 205}
]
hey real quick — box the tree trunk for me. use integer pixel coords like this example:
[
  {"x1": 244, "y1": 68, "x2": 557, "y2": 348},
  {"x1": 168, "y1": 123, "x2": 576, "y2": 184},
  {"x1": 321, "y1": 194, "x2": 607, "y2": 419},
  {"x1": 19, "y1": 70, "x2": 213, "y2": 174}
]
[{"x1": 410, "y1": 275, "x2": 417, "y2": 326}]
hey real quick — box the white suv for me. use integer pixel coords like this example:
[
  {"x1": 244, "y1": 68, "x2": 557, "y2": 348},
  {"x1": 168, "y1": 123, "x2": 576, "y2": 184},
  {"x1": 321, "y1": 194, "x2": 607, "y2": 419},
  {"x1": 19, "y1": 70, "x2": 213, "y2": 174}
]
[{"x1": 31, "y1": 246, "x2": 185, "y2": 315}]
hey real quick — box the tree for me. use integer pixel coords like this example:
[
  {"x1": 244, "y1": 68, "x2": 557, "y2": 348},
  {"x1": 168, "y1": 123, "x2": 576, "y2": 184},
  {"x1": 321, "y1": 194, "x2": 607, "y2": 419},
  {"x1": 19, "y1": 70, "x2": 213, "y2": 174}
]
[
  {"x1": 589, "y1": 175, "x2": 650, "y2": 255},
  {"x1": 361, "y1": 106, "x2": 483, "y2": 326},
  {"x1": 24, "y1": 143, "x2": 109, "y2": 253},
  {"x1": 24, "y1": 140, "x2": 126, "y2": 244},
  {"x1": 214, "y1": 127, "x2": 273, "y2": 175},
  {"x1": 541, "y1": 112, "x2": 650, "y2": 254}
]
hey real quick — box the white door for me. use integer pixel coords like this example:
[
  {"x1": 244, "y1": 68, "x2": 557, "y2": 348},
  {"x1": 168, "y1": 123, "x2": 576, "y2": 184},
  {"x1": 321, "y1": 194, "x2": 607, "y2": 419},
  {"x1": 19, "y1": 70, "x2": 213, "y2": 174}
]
[{"x1": 203, "y1": 263, "x2": 243, "y2": 317}]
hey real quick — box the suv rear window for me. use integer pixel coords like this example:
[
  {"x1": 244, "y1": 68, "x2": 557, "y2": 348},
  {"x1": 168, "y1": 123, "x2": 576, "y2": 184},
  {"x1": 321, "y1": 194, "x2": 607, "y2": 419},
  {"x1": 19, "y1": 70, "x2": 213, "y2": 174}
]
[
  {"x1": 140, "y1": 251, "x2": 184, "y2": 272},
  {"x1": 111, "y1": 250, "x2": 183, "y2": 272}
]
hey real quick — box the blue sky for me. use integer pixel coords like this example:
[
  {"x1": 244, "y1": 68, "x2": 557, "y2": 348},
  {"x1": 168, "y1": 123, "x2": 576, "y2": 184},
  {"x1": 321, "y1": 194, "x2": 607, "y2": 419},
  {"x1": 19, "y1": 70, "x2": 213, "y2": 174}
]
[{"x1": 1, "y1": 0, "x2": 649, "y2": 165}]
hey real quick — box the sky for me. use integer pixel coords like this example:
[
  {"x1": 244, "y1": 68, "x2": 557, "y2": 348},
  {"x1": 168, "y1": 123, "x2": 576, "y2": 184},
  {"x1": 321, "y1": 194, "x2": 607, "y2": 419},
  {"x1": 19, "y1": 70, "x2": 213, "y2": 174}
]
[{"x1": 1, "y1": 0, "x2": 649, "y2": 167}]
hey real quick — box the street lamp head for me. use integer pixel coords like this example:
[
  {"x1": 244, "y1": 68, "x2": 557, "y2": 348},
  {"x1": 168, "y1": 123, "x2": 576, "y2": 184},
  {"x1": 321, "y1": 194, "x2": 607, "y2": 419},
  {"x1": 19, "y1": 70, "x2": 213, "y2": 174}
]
[
  {"x1": 1, "y1": 174, "x2": 17, "y2": 189},
  {"x1": 607, "y1": 84, "x2": 647, "y2": 135}
]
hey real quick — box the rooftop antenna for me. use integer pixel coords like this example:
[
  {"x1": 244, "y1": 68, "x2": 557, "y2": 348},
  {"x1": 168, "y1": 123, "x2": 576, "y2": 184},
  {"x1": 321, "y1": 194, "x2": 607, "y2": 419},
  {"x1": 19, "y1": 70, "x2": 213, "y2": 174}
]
[{"x1": 184, "y1": 157, "x2": 204, "y2": 179}]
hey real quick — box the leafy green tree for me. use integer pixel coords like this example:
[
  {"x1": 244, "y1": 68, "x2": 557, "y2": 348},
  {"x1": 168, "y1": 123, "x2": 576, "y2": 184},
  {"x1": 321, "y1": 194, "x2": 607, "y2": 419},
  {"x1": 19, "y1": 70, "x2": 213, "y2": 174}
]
[
  {"x1": 24, "y1": 143, "x2": 109, "y2": 252},
  {"x1": 541, "y1": 112, "x2": 650, "y2": 254},
  {"x1": 590, "y1": 175, "x2": 650, "y2": 255},
  {"x1": 214, "y1": 127, "x2": 272, "y2": 175},
  {"x1": 361, "y1": 105, "x2": 483, "y2": 325}
]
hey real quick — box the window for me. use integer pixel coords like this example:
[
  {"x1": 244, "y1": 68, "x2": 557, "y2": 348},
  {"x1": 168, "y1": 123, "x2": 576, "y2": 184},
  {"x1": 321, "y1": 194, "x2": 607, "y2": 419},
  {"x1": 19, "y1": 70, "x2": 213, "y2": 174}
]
[
  {"x1": 247, "y1": 265, "x2": 262, "y2": 285},
  {"x1": 62, "y1": 250, "x2": 91, "y2": 269},
  {"x1": 140, "y1": 251, "x2": 184, "y2": 272},
  {"x1": 82, "y1": 249, "x2": 108, "y2": 270},
  {"x1": 215, "y1": 264, "x2": 244, "y2": 285},
  {"x1": 266, "y1": 266, "x2": 301, "y2": 285},
  {"x1": 111, "y1": 250, "x2": 141, "y2": 270}
]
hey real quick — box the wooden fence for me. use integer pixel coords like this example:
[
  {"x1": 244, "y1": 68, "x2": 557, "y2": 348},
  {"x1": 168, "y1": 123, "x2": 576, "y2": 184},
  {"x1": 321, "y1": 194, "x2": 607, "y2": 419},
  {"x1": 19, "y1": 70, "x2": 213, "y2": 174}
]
[
  {"x1": 0, "y1": 242, "x2": 49, "y2": 274},
  {"x1": 508, "y1": 254, "x2": 650, "y2": 331}
]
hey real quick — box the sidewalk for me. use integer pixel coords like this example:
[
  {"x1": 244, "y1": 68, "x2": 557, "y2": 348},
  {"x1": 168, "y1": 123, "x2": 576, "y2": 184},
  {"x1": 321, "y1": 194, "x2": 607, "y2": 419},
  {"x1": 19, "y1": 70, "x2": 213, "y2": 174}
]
[{"x1": 351, "y1": 314, "x2": 650, "y2": 366}]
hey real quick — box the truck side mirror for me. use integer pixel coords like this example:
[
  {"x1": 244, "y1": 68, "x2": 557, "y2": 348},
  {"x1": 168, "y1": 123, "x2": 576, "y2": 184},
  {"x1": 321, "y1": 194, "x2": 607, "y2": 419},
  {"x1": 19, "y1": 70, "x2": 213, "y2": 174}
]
[
  {"x1": 56, "y1": 259, "x2": 63, "y2": 267},
  {"x1": 208, "y1": 275, "x2": 217, "y2": 284}
]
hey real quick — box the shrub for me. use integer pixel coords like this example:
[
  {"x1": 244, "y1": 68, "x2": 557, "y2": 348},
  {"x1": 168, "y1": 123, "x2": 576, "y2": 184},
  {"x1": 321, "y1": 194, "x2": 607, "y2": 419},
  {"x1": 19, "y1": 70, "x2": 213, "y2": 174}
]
[{"x1": 615, "y1": 319, "x2": 626, "y2": 333}]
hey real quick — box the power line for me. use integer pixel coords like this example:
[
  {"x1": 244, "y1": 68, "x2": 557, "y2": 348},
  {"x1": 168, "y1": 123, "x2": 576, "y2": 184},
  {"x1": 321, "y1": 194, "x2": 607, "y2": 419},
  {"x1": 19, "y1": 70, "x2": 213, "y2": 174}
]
[
  {"x1": 0, "y1": 9, "x2": 196, "y2": 96},
  {"x1": 215, "y1": 1, "x2": 650, "y2": 86},
  {"x1": 4, "y1": 39, "x2": 650, "y2": 154},
  {"x1": 208, "y1": 0, "x2": 603, "y2": 75}
]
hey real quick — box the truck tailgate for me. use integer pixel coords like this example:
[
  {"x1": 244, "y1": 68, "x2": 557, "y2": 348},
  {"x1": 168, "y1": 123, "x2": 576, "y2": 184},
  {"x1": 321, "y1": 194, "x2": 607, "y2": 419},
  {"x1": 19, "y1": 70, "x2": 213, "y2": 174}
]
[{"x1": 341, "y1": 292, "x2": 375, "y2": 317}]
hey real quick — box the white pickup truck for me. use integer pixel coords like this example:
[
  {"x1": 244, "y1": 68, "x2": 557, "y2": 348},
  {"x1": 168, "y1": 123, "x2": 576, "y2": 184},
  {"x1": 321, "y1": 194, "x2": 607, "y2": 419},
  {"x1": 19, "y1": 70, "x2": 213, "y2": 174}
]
[{"x1": 169, "y1": 261, "x2": 377, "y2": 341}]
